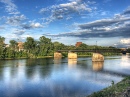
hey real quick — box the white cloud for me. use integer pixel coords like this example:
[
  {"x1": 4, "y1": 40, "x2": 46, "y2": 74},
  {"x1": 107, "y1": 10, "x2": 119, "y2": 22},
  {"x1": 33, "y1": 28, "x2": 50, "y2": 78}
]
[
  {"x1": 122, "y1": 6, "x2": 130, "y2": 15},
  {"x1": 30, "y1": 22, "x2": 43, "y2": 28},
  {"x1": 44, "y1": 11, "x2": 130, "y2": 46},
  {"x1": 6, "y1": 15, "x2": 26, "y2": 25},
  {"x1": 39, "y1": 0, "x2": 94, "y2": 24},
  {"x1": 101, "y1": 12, "x2": 107, "y2": 16},
  {"x1": 66, "y1": 16, "x2": 72, "y2": 20},
  {"x1": 13, "y1": 29, "x2": 25, "y2": 35},
  {"x1": 79, "y1": 17, "x2": 130, "y2": 29},
  {"x1": 60, "y1": 1, "x2": 92, "y2": 12},
  {"x1": 120, "y1": 39, "x2": 130, "y2": 44},
  {"x1": 0, "y1": 0, "x2": 20, "y2": 15},
  {"x1": 22, "y1": 22, "x2": 43, "y2": 29}
]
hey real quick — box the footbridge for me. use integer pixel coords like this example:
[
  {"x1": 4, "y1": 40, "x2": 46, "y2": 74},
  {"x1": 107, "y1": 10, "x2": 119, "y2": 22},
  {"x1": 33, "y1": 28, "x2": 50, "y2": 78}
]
[
  {"x1": 56, "y1": 49, "x2": 121, "y2": 53},
  {"x1": 54, "y1": 49, "x2": 123, "y2": 61}
]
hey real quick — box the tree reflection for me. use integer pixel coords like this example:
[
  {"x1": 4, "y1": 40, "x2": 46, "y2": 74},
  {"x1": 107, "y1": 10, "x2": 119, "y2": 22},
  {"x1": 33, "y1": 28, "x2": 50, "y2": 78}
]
[{"x1": 25, "y1": 58, "x2": 53, "y2": 79}]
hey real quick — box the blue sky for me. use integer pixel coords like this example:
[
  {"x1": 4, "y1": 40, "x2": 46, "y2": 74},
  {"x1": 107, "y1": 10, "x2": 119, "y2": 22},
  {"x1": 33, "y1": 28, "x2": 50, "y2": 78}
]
[{"x1": 0, "y1": 0, "x2": 130, "y2": 48}]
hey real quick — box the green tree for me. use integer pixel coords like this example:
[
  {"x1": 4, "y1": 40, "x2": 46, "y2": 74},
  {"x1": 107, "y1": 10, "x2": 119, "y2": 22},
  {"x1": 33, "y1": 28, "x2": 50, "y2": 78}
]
[
  {"x1": 0, "y1": 36, "x2": 5, "y2": 59},
  {"x1": 24, "y1": 37, "x2": 36, "y2": 53},
  {"x1": 53, "y1": 42, "x2": 66, "y2": 51},
  {"x1": 8, "y1": 40, "x2": 18, "y2": 58},
  {"x1": 39, "y1": 36, "x2": 53, "y2": 56},
  {"x1": 0, "y1": 36, "x2": 5, "y2": 47},
  {"x1": 9, "y1": 40, "x2": 18, "y2": 50}
]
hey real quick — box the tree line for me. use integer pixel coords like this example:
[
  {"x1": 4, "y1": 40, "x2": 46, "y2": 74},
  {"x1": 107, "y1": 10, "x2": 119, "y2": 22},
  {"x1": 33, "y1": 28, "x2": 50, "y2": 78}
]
[{"x1": 0, "y1": 36, "x2": 123, "y2": 59}]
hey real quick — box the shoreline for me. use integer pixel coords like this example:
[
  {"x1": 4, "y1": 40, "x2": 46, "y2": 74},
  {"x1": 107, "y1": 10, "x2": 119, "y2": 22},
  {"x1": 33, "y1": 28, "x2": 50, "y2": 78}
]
[
  {"x1": 0, "y1": 56, "x2": 54, "y2": 60},
  {"x1": 0, "y1": 54, "x2": 121, "y2": 60},
  {"x1": 88, "y1": 76, "x2": 130, "y2": 97}
]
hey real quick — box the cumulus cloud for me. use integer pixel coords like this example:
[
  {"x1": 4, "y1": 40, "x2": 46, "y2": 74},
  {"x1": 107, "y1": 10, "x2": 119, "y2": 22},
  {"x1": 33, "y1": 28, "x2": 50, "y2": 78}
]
[
  {"x1": 63, "y1": 7, "x2": 130, "y2": 40},
  {"x1": 13, "y1": 29, "x2": 25, "y2": 35},
  {"x1": 45, "y1": 8, "x2": 130, "y2": 41},
  {"x1": 21, "y1": 22, "x2": 43, "y2": 29},
  {"x1": 0, "y1": 0, "x2": 20, "y2": 15},
  {"x1": 122, "y1": 6, "x2": 130, "y2": 15},
  {"x1": 78, "y1": 17, "x2": 130, "y2": 29},
  {"x1": 120, "y1": 39, "x2": 130, "y2": 44},
  {"x1": 6, "y1": 15, "x2": 26, "y2": 25},
  {"x1": 2, "y1": 28, "x2": 26, "y2": 42},
  {"x1": 59, "y1": 1, "x2": 92, "y2": 12},
  {"x1": 30, "y1": 22, "x2": 43, "y2": 28},
  {"x1": 39, "y1": 0, "x2": 94, "y2": 24}
]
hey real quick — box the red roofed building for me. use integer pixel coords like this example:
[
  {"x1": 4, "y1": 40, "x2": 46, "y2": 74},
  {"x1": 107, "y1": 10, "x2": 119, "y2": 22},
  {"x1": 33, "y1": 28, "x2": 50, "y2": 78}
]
[
  {"x1": 75, "y1": 42, "x2": 82, "y2": 47},
  {"x1": 18, "y1": 42, "x2": 24, "y2": 51}
]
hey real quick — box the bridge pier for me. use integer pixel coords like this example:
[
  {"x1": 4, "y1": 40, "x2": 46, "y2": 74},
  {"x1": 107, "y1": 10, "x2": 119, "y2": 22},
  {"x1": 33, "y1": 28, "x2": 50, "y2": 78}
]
[
  {"x1": 68, "y1": 52, "x2": 77, "y2": 59},
  {"x1": 92, "y1": 53, "x2": 104, "y2": 62},
  {"x1": 54, "y1": 52, "x2": 62, "y2": 59}
]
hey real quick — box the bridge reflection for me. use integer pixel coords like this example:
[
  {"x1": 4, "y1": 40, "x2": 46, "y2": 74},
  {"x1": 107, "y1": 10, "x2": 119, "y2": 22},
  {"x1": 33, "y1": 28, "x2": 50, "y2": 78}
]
[
  {"x1": 92, "y1": 62, "x2": 104, "y2": 71},
  {"x1": 53, "y1": 57, "x2": 129, "y2": 77},
  {"x1": 53, "y1": 58, "x2": 61, "y2": 64},
  {"x1": 68, "y1": 59, "x2": 77, "y2": 68}
]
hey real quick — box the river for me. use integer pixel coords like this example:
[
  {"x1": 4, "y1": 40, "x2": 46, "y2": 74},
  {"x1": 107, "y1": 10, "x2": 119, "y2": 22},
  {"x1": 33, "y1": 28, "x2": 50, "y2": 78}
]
[{"x1": 0, "y1": 55, "x2": 130, "y2": 97}]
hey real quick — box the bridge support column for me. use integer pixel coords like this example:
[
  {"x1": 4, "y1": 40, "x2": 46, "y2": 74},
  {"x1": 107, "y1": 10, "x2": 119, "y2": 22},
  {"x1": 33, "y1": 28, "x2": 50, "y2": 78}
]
[
  {"x1": 54, "y1": 52, "x2": 62, "y2": 59},
  {"x1": 92, "y1": 53, "x2": 104, "y2": 61},
  {"x1": 68, "y1": 52, "x2": 77, "y2": 59}
]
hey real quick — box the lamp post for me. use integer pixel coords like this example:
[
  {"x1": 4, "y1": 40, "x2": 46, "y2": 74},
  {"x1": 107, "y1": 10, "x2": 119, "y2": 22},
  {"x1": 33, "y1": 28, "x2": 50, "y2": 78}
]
[{"x1": 95, "y1": 41, "x2": 97, "y2": 53}]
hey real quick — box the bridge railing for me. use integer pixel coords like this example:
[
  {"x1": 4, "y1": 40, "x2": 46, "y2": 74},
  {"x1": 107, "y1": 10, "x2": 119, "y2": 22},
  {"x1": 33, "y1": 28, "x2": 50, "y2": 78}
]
[{"x1": 56, "y1": 49, "x2": 121, "y2": 53}]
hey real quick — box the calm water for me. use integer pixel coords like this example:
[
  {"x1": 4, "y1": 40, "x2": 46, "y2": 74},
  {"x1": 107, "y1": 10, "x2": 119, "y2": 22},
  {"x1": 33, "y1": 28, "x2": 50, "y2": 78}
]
[{"x1": 0, "y1": 55, "x2": 130, "y2": 97}]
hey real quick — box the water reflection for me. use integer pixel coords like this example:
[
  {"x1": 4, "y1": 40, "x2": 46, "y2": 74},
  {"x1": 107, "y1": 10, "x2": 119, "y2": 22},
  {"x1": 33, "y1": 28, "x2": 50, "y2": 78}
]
[
  {"x1": 68, "y1": 59, "x2": 77, "y2": 68},
  {"x1": 53, "y1": 58, "x2": 61, "y2": 64},
  {"x1": 0, "y1": 56, "x2": 128, "y2": 97},
  {"x1": 25, "y1": 59, "x2": 53, "y2": 79},
  {"x1": 92, "y1": 62, "x2": 104, "y2": 71},
  {"x1": 121, "y1": 55, "x2": 130, "y2": 68},
  {"x1": 104, "y1": 55, "x2": 130, "y2": 75}
]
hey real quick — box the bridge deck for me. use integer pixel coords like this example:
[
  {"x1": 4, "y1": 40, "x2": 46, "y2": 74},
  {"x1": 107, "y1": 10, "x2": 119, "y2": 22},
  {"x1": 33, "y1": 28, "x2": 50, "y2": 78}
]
[{"x1": 56, "y1": 49, "x2": 121, "y2": 53}]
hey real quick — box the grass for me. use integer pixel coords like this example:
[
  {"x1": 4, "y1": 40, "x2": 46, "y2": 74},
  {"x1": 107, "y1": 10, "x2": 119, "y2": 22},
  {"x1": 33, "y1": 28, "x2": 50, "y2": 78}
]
[{"x1": 88, "y1": 76, "x2": 130, "y2": 97}]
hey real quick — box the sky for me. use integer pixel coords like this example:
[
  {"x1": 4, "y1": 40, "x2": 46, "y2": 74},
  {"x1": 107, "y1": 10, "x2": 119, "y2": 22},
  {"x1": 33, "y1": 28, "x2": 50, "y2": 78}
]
[{"x1": 0, "y1": 0, "x2": 130, "y2": 48}]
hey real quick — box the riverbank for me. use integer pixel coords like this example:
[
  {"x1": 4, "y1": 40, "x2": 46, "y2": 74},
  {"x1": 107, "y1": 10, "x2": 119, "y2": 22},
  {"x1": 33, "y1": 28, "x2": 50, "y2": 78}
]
[
  {"x1": 88, "y1": 76, "x2": 130, "y2": 97},
  {"x1": 0, "y1": 53, "x2": 121, "y2": 60},
  {"x1": 0, "y1": 56, "x2": 53, "y2": 60}
]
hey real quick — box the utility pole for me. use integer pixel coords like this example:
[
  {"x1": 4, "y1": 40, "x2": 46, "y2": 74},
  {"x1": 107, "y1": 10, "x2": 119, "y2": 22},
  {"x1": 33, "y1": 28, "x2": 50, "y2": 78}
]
[{"x1": 95, "y1": 41, "x2": 97, "y2": 53}]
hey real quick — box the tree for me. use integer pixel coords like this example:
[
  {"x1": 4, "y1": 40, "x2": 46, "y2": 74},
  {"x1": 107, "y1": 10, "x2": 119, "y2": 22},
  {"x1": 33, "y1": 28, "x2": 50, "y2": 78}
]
[
  {"x1": 24, "y1": 37, "x2": 36, "y2": 53},
  {"x1": 9, "y1": 40, "x2": 18, "y2": 50},
  {"x1": 0, "y1": 36, "x2": 5, "y2": 59},
  {"x1": 0, "y1": 36, "x2": 5, "y2": 47},
  {"x1": 53, "y1": 42, "x2": 66, "y2": 51},
  {"x1": 6, "y1": 40, "x2": 18, "y2": 58},
  {"x1": 39, "y1": 36, "x2": 53, "y2": 56}
]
